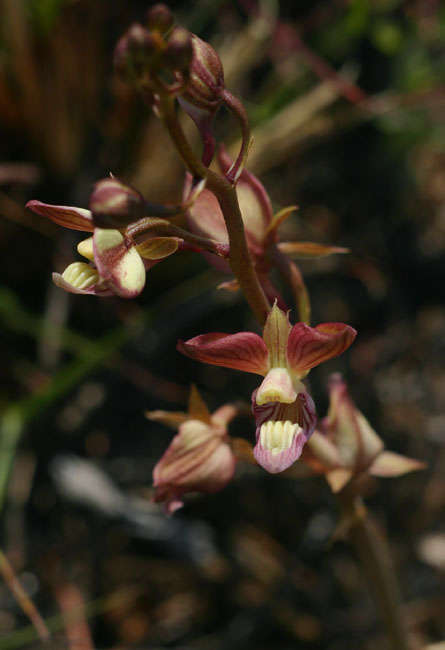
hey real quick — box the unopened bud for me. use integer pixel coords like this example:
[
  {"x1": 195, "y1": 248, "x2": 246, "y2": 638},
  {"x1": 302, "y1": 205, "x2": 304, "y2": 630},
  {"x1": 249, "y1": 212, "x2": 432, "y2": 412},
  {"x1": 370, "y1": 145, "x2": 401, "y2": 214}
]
[
  {"x1": 113, "y1": 23, "x2": 157, "y2": 80},
  {"x1": 164, "y1": 27, "x2": 193, "y2": 76},
  {"x1": 90, "y1": 178, "x2": 146, "y2": 229},
  {"x1": 146, "y1": 4, "x2": 174, "y2": 34},
  {"x1": 181, "y1": 35, "x2": 225, "y2": 111}
]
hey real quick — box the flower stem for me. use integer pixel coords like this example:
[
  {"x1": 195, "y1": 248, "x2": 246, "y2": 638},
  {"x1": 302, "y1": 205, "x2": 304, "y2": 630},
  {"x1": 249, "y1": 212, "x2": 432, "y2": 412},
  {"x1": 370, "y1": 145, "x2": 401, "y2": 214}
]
[
  {"x1": 221, "y1": 89, "x2": 251, "y2": 183},
  {"x1": 337, "y1": 490, "x2": 414, "y2": 650},
  {"x1": 159, "y1": 95, "x2": 270, "y2": 325}
]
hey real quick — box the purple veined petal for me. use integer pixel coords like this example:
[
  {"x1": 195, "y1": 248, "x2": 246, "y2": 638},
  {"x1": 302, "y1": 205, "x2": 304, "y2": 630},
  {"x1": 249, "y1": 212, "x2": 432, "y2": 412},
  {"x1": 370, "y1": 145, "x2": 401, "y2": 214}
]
[
  {"x1": 178, "y1": 332, "x2": 269, "y2": 375},
  {"x1": 286, "y1": 322, "x2": 357, "y2": 375},
  {"x1": 93, "y1": 228, "x2": 146, "y2": 298},
  {"x1": 26, "y1": 200, "x2": 94, "y2": 232},
  {"x1": 52, "y1": 263, "x2": 113, "y2": 296},
  {"x1": 251, "y1": 388, "x2": 317, "y2": 473}
]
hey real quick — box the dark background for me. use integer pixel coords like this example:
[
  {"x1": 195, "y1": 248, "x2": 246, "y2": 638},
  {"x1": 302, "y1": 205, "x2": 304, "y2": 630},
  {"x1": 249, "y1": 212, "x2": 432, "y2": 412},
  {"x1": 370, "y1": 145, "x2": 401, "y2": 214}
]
[{"x1": 0, "y1": 1, "x2": 444, "y2": 648}]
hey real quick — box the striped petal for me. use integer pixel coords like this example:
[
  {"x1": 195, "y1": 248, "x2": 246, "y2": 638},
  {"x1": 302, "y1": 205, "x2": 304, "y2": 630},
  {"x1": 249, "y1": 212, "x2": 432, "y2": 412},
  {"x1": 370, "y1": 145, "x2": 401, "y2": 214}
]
[
  {"x1": 26, "y1": 200, "x2": 94, "y2": 232},
  {"x1": 286, "y1": 322, "x2": 357, "y2": 375},
  {"x1": 177, "y1": 332, "x2": 269, "y2": 375}
]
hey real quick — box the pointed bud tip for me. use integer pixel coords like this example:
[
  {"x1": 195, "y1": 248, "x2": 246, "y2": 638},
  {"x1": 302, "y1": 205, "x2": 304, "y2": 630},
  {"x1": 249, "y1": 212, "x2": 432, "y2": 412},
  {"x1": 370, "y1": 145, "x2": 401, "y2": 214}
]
[
  {"x1": 164, "y1": 27, "x2": 193, "y2": 73},
  {"x1": 146, "y1": 4, "x2": 174, "y2": 34},
  {"x1": 113, "y1": 23, "x2": 157, "y2": 78},
  {"x1": 178, "y1": 35, "x2": 225, "y2": 113},
  {"x1": 90, "y1": 178, "x2": 145, "y2": 228}
]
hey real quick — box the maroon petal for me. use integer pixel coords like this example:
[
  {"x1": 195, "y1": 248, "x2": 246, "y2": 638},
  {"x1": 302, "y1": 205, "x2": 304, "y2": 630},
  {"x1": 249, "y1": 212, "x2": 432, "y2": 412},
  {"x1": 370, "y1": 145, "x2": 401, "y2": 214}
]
[
  {"x1": 178, "y1": 332, "x2": 269, "y2": 375},
  {"x1": 287, "y1": 322, "x2": 357, "y2": 375},
  {"x1": 26, "y1": 200, "x2": 94, "y2": 232}
]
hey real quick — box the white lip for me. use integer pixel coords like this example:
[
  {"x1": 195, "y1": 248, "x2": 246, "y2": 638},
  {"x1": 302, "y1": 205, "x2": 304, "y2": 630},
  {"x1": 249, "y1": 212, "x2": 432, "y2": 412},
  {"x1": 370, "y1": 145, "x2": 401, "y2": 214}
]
[{"x1": 259, "y1": 420, "x2": 302, "y2": 455}]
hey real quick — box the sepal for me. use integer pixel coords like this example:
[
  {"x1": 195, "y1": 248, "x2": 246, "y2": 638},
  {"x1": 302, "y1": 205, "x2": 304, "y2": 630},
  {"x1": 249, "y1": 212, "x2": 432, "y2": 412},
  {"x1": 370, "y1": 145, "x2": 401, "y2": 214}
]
[
  {"x1": 178, "y1": 332, "x2": 269, "y2": 375},
  {"x1": 278, "y1": 241, "x2": 349, "y2": 258},
  {"x1": 26, "y1": 200, "x2": 94, "y2": 232}
]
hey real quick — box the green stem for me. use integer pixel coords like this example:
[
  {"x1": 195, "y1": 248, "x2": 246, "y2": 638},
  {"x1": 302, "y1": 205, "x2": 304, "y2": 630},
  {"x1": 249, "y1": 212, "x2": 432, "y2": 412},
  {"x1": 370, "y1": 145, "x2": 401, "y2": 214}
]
[
  {"x1": 337, "y1": 490, "x2": 414, "y2": 650},
  {"x1": 159, "y1": 95, "x2": 270, "y2": 325}
]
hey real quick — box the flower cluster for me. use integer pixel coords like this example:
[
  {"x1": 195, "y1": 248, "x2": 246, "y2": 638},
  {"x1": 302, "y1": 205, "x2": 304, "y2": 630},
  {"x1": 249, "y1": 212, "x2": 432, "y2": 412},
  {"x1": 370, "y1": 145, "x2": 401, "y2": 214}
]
[{"x1": 26, "y1": 178, "x2": 228, "y2": 298}]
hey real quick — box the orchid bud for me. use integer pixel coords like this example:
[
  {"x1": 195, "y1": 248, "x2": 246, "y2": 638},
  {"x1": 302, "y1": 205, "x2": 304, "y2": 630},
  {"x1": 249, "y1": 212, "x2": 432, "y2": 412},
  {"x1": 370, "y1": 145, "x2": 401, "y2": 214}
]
[
  {"x1": 147, "y1": 387, "x2": 237, "y2": 513},
  {"x1": 180, "y1": 35, "x2": 225, "y2": 112},
  {"x1": 164, "y1": 27, "x2": 194, "y2": 77},
  {"x1": 146, "y1": 4, "x2": 174, "y2": 34},
  {"x1": 89, "y1": 178, "x2": 146, "y2": 229},
  {"x1": 324, "y1": 374, "x2": 384, "y2": 472},
  {"x1": 114, "y1": 23, "x2": 157, "y2": 80}
]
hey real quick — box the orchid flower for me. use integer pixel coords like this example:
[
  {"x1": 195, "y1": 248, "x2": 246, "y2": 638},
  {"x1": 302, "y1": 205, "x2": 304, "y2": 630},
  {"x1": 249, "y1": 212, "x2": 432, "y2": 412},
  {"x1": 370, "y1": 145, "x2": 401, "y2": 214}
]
[
  {"x1": 146, "y1": 386, "x2": 237, "y2": 513},
  {"x1": 305, "y1": 374, "x2": 425, "y2": 492},
  {"x1": 185, "y1": 149, "x2": 348, "y2": 304},
  {"x1": 178, "y1": 303, "x2": 356, "y2": 473},
  {"x1": 26, "y1": 199, "x2": 182, "y2": 298}
]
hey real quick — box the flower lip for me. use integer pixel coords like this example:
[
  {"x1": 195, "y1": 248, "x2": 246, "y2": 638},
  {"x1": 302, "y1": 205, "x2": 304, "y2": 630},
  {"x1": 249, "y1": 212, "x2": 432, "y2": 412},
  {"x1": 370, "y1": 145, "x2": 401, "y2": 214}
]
[
  {"x1": 254, "y1": 420, "x2": 305, "y2": 473},
  {"x1": 260, "y1": 420, "x2": 302, "y2": 455}
]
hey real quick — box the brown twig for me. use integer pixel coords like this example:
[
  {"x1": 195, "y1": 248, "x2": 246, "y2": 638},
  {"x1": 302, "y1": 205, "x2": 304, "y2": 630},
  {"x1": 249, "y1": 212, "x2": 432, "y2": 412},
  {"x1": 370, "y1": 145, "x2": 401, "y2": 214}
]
[{"x1": 0, "y1": 548, "x2": 50, "y2": 642}]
